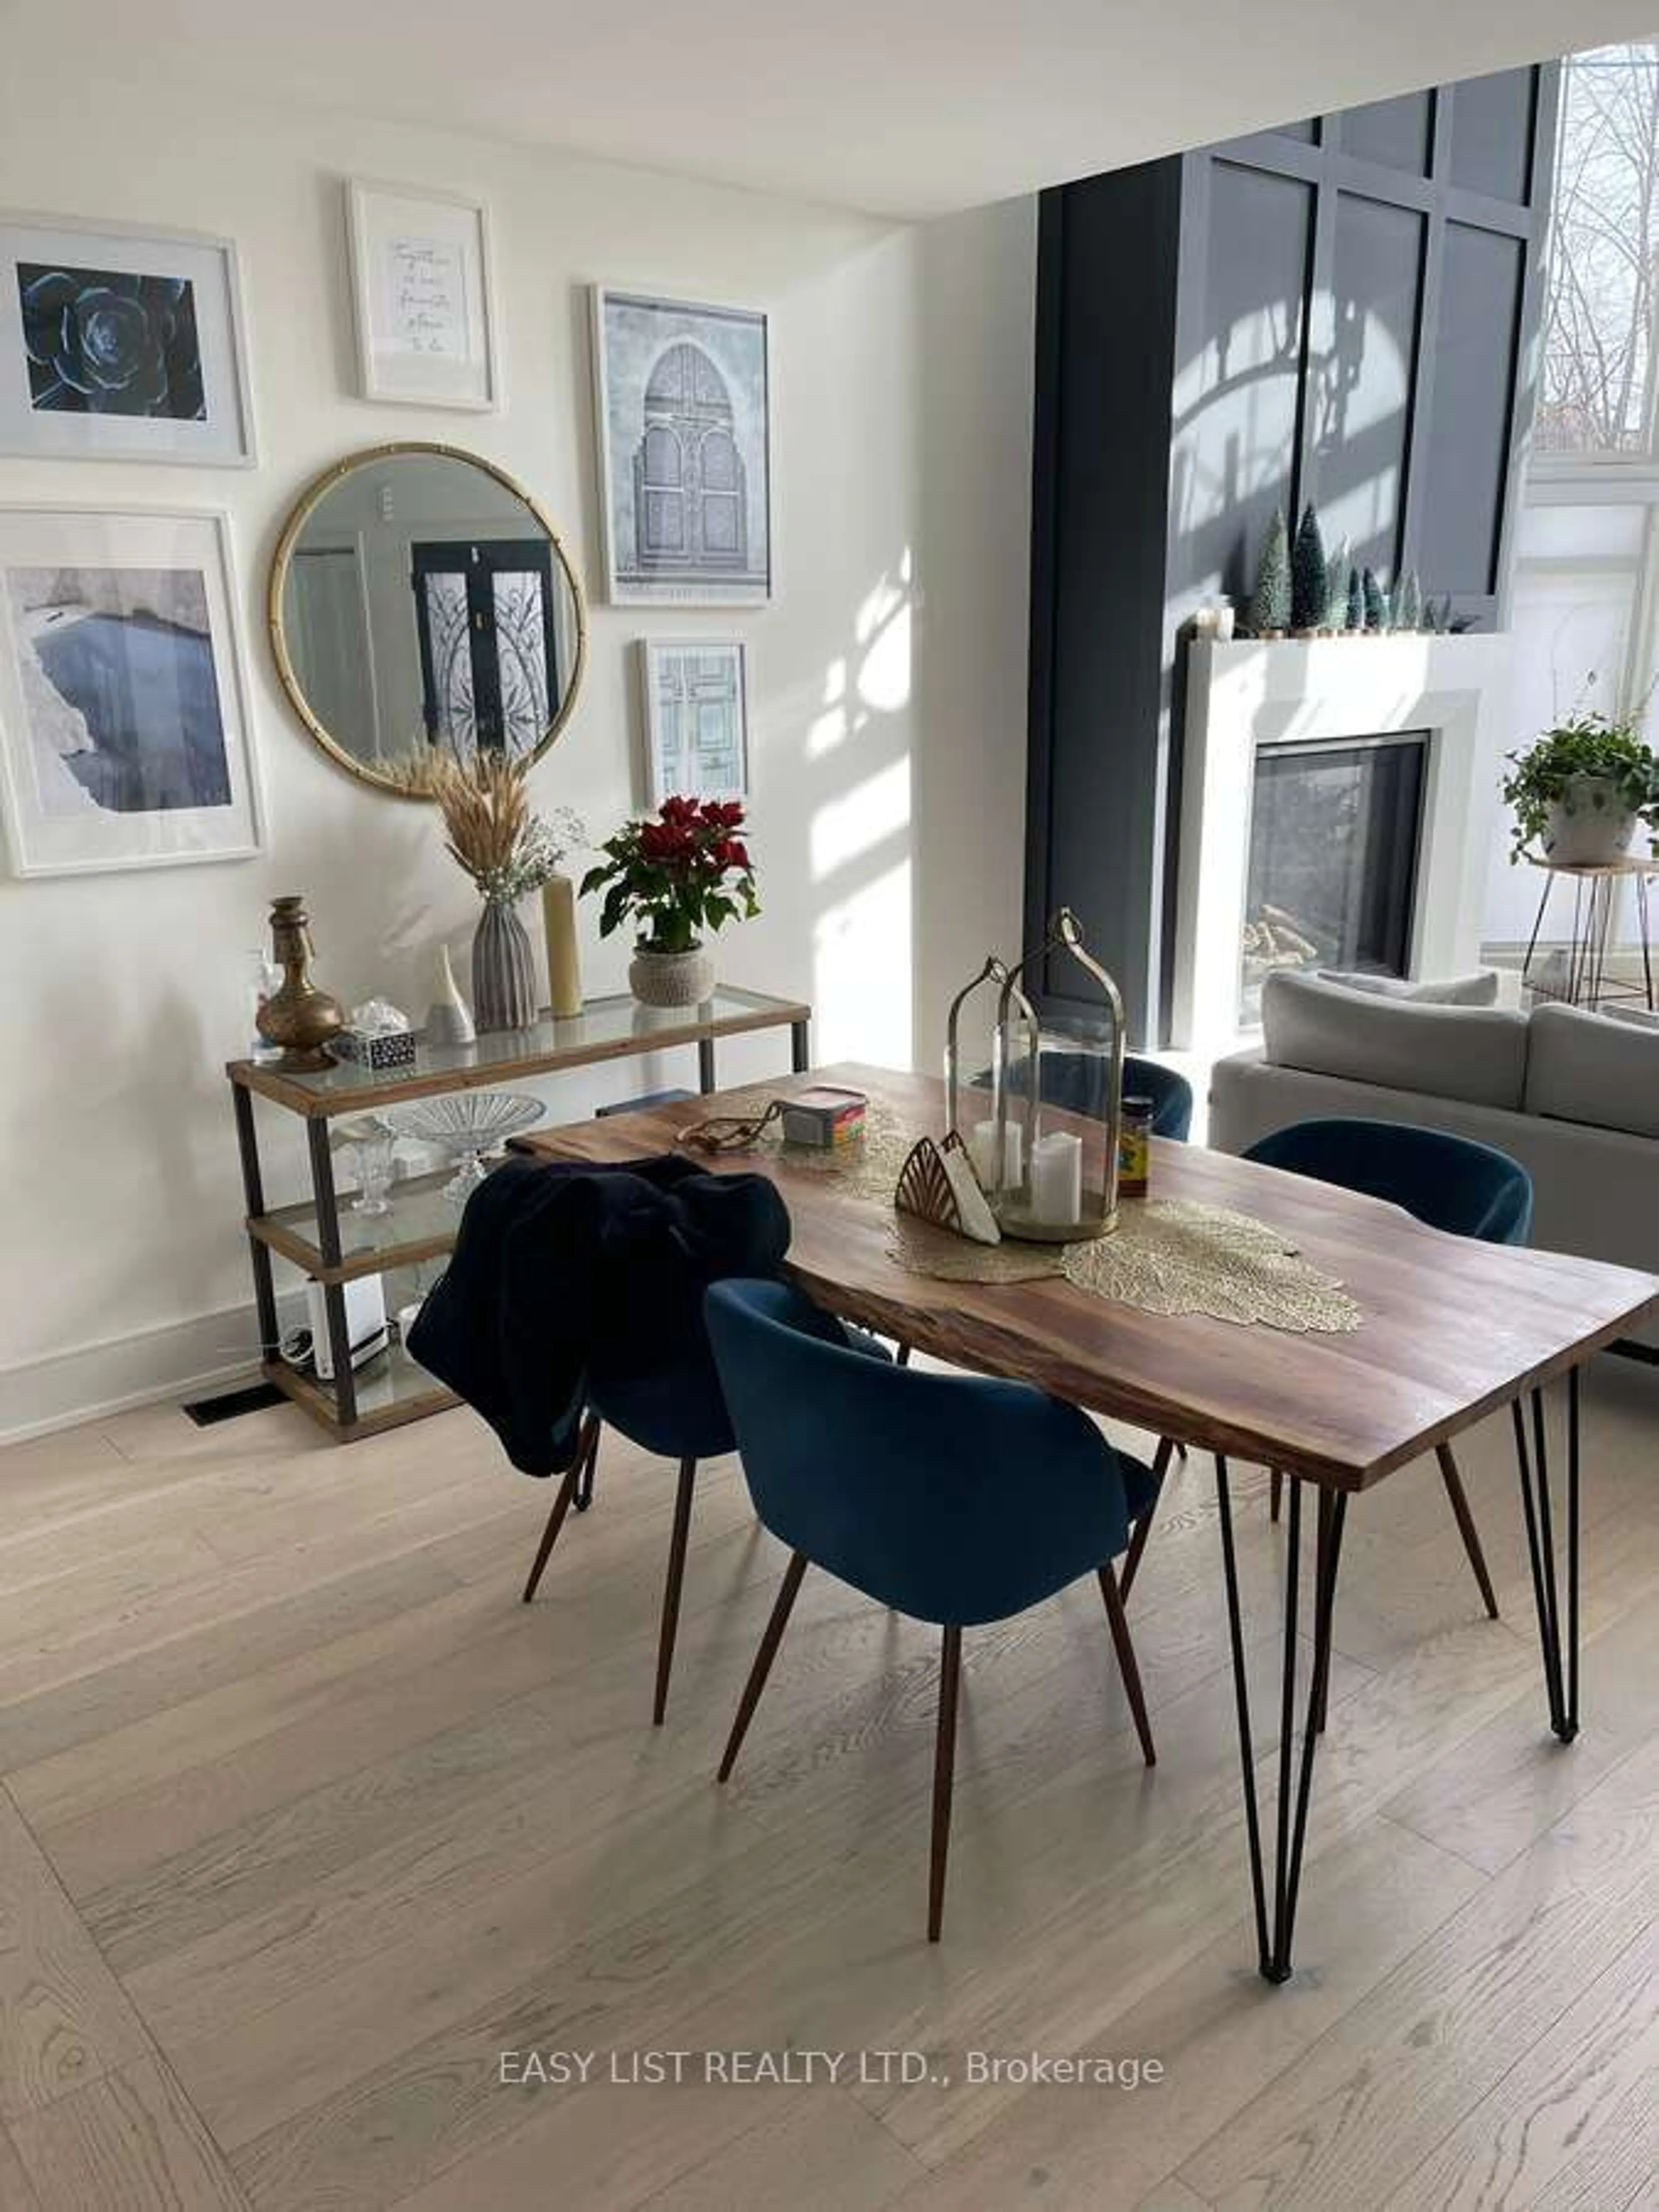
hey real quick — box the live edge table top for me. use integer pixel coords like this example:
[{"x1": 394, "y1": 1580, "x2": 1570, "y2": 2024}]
[{"x1": 517, "y1": 1062, "x2": 1659, "y2": 1494}]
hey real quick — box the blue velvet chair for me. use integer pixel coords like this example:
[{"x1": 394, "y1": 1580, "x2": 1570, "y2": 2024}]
[
  {"x1": 706, "y1": 1278, "x2": 1160, "y2": 1940},
  {"x1": 521, "y1": 1289, "x2": 887, "y2": 1727},
  {"x1": 974, "y1": 1050, "x2": 1194, "y2": 1140},
  {"x1": 1243, "y1": 1116, "x2": 1534, "y2": 1621}
]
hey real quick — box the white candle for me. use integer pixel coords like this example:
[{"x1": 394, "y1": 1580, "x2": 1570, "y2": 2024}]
[
  {"x1": 1214, "y1": 601, "x2": 1236, "y2": 642},
  {"x1": 971, "y1": 1116, "x2": 1023, "y2": 1191},
  {"x1": 1193, "y1": 604, "x2": 1217, "y2": 637},
  {"x1": 1030, "y1": 1130, "x2": 1083, "y2": 1225}
]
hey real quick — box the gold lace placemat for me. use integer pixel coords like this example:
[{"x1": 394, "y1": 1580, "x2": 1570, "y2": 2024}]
[
  {"x1": 686, "y1": 1088, "x2": 1359, "y2": 1333},
  {"x1": 1060, "y1": 1200, "x2": 1359, "y2": 1332}
]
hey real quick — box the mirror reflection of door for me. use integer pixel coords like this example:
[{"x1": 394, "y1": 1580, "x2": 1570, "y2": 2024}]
[
  {"x1": 410, "y1": 538, "x2": 558, "y2": 758},
  {"x1": 288, "y1": 544, "x2": 381, "y2": 760}
]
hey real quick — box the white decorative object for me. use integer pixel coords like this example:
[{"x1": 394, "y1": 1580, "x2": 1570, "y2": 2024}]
[
  {"x1": 970, "y1": 1115, "x2": 1023, "y2": 1191},
  {"x1": 939, "y1": 1144, "x2": 1002, "y2": 1245},
  {"x1": 1030, "y1": 1129, "x2": 1084, "y2": 1227},
  {"x1": 424, "y1": 943, "x2": 475, "y2": 1046},
  {"x1": 1213, "y1": 601, "x2": 1236, "y2": 642},
  {"x1": 0, "y1": 503, "x2": 263, "y2": 877},
  {"x1": 639, "y1": 638, "x2": 750, "y2": 803},
  {"x1": 0, "y1": 214, "x2": 255, "y2": 466},
  {"x1": 347, "y1": 180, "x2": 499, "y2": 411},
  {"x1": 591, "y1": 287, "x2": 771, "y2": 606}
]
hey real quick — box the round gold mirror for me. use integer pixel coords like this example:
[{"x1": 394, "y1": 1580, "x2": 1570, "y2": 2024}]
[{"x1": 268, "y1": 442, "x2": 586, "y2": 798}]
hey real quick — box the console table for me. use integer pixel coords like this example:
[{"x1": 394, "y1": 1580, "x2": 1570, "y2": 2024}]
[{"x1": 226, "y1": 987, "x2": 810, "y2": 1441}]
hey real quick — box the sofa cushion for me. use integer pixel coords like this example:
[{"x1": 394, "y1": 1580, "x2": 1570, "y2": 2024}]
[
  {"x1": 1523, "y1": 1002, "x2": 1659, "y2": 1138},
  {"x1": 1260, "y1": 970, "x2": 1529, "y2": 1109},
  {"x1": 1605, "y1": 1003, "x2": 1659, "y2": 1034},
  {"x1": 1319, "y1": 968, "x2": 1499, "y2": 1006}
]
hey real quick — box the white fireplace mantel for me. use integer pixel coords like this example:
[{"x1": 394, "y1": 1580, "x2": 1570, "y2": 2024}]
[{"x1": 1171, "y1": 633, "x2": 1511, "y2": 1057}]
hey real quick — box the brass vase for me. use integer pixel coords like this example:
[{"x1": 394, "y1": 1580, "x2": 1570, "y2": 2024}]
[{"x1": 256, "y1": 896, "x2": 346, "y2": 1071}]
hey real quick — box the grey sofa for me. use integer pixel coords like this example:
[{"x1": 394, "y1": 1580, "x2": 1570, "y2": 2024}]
[{"x1": 1209, "y1": 971, "x2": 1659, "y2": 1343}]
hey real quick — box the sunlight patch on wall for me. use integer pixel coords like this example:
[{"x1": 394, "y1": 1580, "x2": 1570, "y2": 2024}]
[
  {"x1": 810, "y1": 756, "x2": 910, "y2": 881},
  {"x1": 813, "y1": 858, "x2": 912, "y2": 1066}
]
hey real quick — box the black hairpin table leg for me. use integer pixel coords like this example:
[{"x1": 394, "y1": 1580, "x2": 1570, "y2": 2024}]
[
  {"x1": 1214, "y1": 1455, "x2": 1348, "y2": 1984},
  {"x1": 1513, "y1": 1367, "x2": 1581, "y2": 1745}
]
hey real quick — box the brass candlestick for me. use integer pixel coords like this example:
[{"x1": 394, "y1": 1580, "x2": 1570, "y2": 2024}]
[{"x1": 256, "y1": 895, "x2": 345, "y2": 1071}]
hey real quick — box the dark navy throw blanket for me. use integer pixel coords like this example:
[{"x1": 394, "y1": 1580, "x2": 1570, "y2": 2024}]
[{"x1": 407, "y1": 1154, "x2": 791, "y2": 1478}]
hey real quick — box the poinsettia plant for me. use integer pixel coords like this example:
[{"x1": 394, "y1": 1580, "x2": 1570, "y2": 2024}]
[{"x1": 580, "y1": 795, "x2": 760, "y2": 954}]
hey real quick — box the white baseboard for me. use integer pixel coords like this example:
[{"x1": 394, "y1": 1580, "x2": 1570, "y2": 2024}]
[{"x1": 0, "y1": 1293, "x2": 306, "y2": 1449}]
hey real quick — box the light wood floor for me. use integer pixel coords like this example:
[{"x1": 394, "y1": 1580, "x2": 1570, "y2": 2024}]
[{"x1": 1, "y1": 1355, "x2": 1657, "y2": 2211}]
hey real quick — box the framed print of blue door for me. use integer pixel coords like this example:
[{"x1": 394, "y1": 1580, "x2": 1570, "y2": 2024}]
[{"x1": 411, "y1": 537, "x2": 557, "y2": 756}]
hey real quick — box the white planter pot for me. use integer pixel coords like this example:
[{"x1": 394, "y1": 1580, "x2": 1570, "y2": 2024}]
[
  {"x1": 1541, "y1": 777, "x2": 1640, "y2": 865},
  {"x1": 629, "y1": 944, "x2": 716, "y2": 1009}
]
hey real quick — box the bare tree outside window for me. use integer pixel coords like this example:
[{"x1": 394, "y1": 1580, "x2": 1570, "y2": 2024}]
[{"x1": 1538, "y1": 42, "x2": 1659, "y2": 457}]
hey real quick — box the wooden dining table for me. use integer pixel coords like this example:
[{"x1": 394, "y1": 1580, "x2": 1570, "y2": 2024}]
[{"x1": 518, "y1": 1061, "x2": 1659, "y2": 1982}]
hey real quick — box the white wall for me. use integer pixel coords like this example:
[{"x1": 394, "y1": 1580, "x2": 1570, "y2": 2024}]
[{"x1": 0, "y1": 73, "x2": 1035, "y2": 1435}]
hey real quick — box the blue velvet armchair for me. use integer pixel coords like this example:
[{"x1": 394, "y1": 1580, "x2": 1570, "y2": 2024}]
[
  {"x1": 1244, "y1": 1116, "x2": 1534, "y2": 1623},
  {"x1": 706, "y1": 1278, "x2": 1159, "y2": 1939}
]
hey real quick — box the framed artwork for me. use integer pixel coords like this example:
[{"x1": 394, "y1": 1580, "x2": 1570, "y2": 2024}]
[
  {"x1": 639, "y1": 637, "x2": 750, "y2": 804},
  {"x1": 0, "y1": 214, "x2": 255, "y2": 465},
  {"x1": 0, "y1": 504, "x2": 264, "y2": 877},
  {"x1": 592, "y1": 288, "x2": 770, "y2": 606},
  {"x1": 347, "y1": 180, "x2": 499, "y2": 411}
]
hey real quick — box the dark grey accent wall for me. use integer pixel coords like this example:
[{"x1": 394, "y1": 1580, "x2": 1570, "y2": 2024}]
[{"x1": 1025, "y1": 64, "x2": 1560, "y2": 1043}]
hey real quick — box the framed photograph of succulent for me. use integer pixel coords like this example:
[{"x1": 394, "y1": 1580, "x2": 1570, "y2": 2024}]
[{"x1": 0, "y1": 215, "x2": 255, "y2": 465}]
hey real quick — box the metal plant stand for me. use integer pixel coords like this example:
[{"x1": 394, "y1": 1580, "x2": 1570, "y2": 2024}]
[{"x1": 1522, "y1": 855, "x2": 1656, "y2": 1012}]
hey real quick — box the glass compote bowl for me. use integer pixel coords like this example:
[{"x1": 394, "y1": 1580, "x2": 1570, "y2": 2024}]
[{"x1": 381, "y1": 1091, "x2": 547, "y2": 1204}]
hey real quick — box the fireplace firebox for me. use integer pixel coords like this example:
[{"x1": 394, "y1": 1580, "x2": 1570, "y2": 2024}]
[{"x1": 1240, "y1": 733, "x2": 1428, "y2": 1024}]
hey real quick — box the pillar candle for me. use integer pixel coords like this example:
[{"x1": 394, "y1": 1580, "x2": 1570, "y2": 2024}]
[
  {"x1": 1030, "y1": 1130, "x2": 1084, "y2": 1226},
  {"x1": 541, "y1": 873, "x2": 583, "y2": 1019},
  {"x1": 970, "y1": 1116, "x2": 1023, "y2": 1191},
  {"x1": 1214, "y1": 601, "x2": 1236, "y2": 641}
]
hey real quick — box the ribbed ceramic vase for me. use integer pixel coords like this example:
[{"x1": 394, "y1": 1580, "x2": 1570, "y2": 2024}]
[{"x1": 471, "y1": 900, "x2": 538, "y2": 1031}]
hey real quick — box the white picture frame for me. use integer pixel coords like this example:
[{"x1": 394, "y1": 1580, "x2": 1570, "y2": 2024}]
[
  {"x1": 347, "y1": 179, "x2": 499, "y2": 412},
  {"x1": 0, "y1": 503, "x2": 264, "y2": 877},
  {"x1": 0, "y1": 213, "x2": 255, "y2": 466},
  {"x1": 639, "y1": 636, "x2": 750, "y2": 804},
  {"x1": 591, "y1": 287, "x2": 771, "y2": 607}
]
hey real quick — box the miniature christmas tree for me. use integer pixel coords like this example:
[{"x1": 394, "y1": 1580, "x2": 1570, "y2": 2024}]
[
  {"x1": 1345, "y1": 566, "x2": 1364, "y2": 633},
  {"x1": 1248, "y1": 509, "x2": 1291, "y2": 636},
  {"x1": 1290, "y1": 505, "x2": 1328, "y2": 633},
  {"x1": 1323, "y1": 535, "x2": 1351, "y2": 631},
  {"x1": 1363, "y1": 567, "x2": 1388, "y2": 632},
  {"x1": 1396, "y1": 569, "x2": 1423, "y2": 632}
]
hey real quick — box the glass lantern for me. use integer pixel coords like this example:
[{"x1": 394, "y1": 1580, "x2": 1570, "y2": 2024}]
[
  {"x1": 943, "y1": 954, "x2": 1008, "y2": 1184},
  {"x1": 988, "y1": 909, "x2": 1126, "y2": 1243}
]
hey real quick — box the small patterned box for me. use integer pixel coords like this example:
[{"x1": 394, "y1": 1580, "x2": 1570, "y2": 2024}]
[{"x1": 333, "y1": 1028, "x2": 418, "y2": 1072}]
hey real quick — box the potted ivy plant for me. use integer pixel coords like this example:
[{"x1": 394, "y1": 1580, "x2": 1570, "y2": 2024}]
[
  {"x1": 1500, "y1": 690, "x2": 1659, "y2": 867},
  {"x1": 582, "y1": 795, "x2": 760, "y2": 1007}
]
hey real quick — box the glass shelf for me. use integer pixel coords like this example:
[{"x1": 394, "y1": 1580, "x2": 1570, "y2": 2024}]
[
  {"x1": 229, "y1": 987, "x2": 810, "y2": 1119},
  {"x1": 250, "y1": 1168, "x2": 470, "y2": 1284}
]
